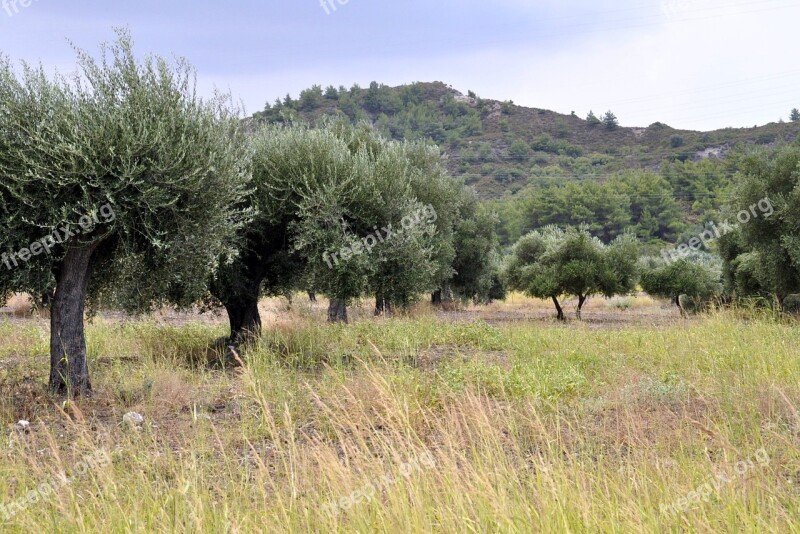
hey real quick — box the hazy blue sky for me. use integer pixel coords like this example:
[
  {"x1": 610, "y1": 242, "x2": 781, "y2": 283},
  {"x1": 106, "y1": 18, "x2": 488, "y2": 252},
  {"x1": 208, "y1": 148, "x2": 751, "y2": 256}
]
[{"x1": 1, "y1": 0, "x2": 798, "y2": 130}]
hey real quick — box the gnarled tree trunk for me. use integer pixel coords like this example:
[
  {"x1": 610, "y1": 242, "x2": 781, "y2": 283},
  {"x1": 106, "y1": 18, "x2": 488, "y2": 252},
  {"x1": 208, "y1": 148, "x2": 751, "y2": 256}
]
[
  {"x1": 328, "y1": 299, "x2": 348, "y2": 323},
  {"x1": 49, "y1": 245, "x2": 96, "y2": 396},
  {"x1": 431, "y1": 283, "x2": 454, "y2": 307},
  {"x1": 224, "y1": 295, "x2": 262, "y2": 346}
]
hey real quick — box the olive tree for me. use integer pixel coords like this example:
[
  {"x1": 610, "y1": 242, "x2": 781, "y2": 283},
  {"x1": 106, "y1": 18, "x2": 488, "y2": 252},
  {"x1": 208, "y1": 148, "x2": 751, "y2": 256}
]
[
  {"x1": 293, "y1": 126, "x2": 444, "y2": 321},
  {"x1": 340, "y1": 124, "x2": 458, "y2": 316},
  {"x1": 391, "y1": 140, "x2": 460, "y2": 310},
  {"x1": 450, "y1": 190, "x2": 504, "y2": 304},
  {"x1": 640, "y1": 254, "x2": 721, "y2": 316},
  {"x1": 721, "y1": 142, "x2": 800, "y2": 308},
  {"x1": 504, "y1": 227, "x2": 638, "y2": 320},
  {"x1": 0, "y1": 32, "x2": 249, "y2": 394},
  {"x1": 211, "y1": 123, "x2": 362, "y2": 333},
  {"x1": 214, "y1": 121, "x2": 448, "y2": 331},
  {"x1": 211, "y1": 222, "x2": 303, "y2": 344},
  {"x1": 717, "y1": 228, "x2": 773, "y2": 302}
]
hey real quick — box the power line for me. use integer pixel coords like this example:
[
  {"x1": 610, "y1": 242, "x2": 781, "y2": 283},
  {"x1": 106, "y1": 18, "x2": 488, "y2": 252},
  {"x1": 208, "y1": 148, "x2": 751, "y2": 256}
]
[
  {"x1": 603, "y1": 70, "x2": 800, "y2": 107},
  {"x1": 620, "y1": 86, "x2": 800, "y2": 115}
]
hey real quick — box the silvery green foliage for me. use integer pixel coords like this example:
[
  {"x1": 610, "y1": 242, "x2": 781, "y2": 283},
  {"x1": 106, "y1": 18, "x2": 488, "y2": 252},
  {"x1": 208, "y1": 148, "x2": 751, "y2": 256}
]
[
  {"x1": 725, "y1": 142, "x2": 800, "y2": 303},
  {"x1": 717, "y1": 228, "x2": 773, "y2": 299},
  {"x1": 639, "y1": 251, "x2": 722, "y2": 302},
  {"x1": 0, "y1": 29, "x2": 250, "y2": 312},
  {"x1": 451, "y1": 189, "x2": 501, "y2": 302},
  {"x1": 504, "y1": 226, "x2": 640, "y2": 304},
  {"x1": 399, "y1": 139, "x2": 460, "y2": 287},
  {"x1": 248, "y1": 121, "x2": 449, "y2": 306}
]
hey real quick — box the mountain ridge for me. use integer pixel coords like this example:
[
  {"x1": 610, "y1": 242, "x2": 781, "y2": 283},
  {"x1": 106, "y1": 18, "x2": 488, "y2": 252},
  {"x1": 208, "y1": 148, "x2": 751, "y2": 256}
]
[{"x1": 252, "y1": 81, "x2": 800, "y2": 199}]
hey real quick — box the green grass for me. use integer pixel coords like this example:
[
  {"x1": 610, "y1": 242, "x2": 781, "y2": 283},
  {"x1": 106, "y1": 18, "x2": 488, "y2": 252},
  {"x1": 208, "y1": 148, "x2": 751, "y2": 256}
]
[{"x1": 1, "y1": 310, "x2": 799, "y2": 532}]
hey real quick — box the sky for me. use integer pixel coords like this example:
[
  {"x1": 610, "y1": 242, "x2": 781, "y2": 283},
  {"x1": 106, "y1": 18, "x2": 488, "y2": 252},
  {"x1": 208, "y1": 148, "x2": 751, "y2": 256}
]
[{"x1": 0, "y1": 0, "x2": 798, "y2": 131}]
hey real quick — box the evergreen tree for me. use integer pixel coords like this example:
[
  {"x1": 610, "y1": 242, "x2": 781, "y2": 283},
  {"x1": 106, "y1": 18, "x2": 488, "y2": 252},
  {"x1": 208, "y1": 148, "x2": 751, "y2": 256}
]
[
  {"x1": 720, "y1": 141, "x2": 800, "y2": 307},
  {"x1": 603, "y1": 110, "x2": 619, "y2": 130}
]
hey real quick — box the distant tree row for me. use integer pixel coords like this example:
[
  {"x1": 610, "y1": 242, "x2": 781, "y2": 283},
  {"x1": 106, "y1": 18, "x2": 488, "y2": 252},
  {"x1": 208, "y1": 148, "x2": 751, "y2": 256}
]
[
  {"x1": 503, "y1": 226, "x2": 723, "y2": 320},
  {"x1": 259, "y1": 82, "x2": 485, "y2": 148},
  {"x1": 213, "y1": 120, "x2": 503, "y2": 339},
  {"x1": 503, "y1": 137, "x2": 800, "y2": 320},
  {"x1": 492, "y1": 170, "x2": 685, "y2": 244}
]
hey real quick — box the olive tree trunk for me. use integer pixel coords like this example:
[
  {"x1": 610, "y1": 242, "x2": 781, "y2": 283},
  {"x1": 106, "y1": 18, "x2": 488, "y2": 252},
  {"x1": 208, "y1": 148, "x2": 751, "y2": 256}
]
[
  {"x1": 328, "y1": 299, "x2": 348, "y2": 323},
  {"x1": 224, "y1": 296, "x2": 262, "y2": 345},
  {"x1": 431, "y1": 283, "x2": 454, "y2": 307},
  {"x1": 374, "y1": 296, "x2": 393, "y2": 317},
  {"x1": 49, "y1": 246, "x2": 97, "y2": 396},
  {"x1": 576, "y1": 294, "x2": 587, "y2": 320},
  {"x1": 674, "y1": 295, "x2": 687, "y2": 318},
  {"x1": 552, "y1": 295, "x2": 566, "y2": 321}
]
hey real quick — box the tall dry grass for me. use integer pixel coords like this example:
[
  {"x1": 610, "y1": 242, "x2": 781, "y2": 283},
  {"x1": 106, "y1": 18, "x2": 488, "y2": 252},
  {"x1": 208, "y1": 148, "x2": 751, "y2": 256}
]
[{"x1": 0, "y1": 306, "x2": 798, "y2": 532}]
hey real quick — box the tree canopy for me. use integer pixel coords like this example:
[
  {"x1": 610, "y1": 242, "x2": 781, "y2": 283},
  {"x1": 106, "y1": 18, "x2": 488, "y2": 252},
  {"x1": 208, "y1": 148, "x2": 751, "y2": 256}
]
[
  {"x1": 639, "y1": 254, "x2": 721, "y2": 316},
  {"x1": 718, "y1": 140, "x2": 800, "y2": 307},
  {"x1": 211, "y1": 119, "x2": 493, "y2": 337},
  {"x1": 0, "y1": 30, "x2": 250, "y2": 394},
  {"x1": 504, "y1": 226, "x2": 639, "y2": 320}
]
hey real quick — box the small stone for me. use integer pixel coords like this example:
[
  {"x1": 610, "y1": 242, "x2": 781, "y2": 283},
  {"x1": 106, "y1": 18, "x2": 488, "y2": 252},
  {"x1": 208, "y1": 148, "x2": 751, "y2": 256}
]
[
  {"x1": 122, "y1": 412, "x2": 144, "y2": 427},
  {"x1": 14, "y1": 420, "x2": 30, "y2": 433}
]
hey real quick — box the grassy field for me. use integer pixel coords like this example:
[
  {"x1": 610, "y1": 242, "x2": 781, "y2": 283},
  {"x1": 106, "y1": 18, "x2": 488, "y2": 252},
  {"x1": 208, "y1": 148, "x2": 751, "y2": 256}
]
[{"x1": 0, "y1": 296, "x2": 799, "y2": 532}]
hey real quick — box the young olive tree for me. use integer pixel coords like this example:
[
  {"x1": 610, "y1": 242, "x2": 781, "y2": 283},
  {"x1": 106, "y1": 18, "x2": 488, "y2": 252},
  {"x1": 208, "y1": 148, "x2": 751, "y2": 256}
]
[
  {"x1": 504, "y1": 227, "x2": 637, "y2": 320},
  {"x1": 504, "y1": 227, "x2": 566, "y2": 320},
  {"x1": 0, "y1": 32, "x2": 249, "y2": 395},
  {"x1": 640, "y1": 254, "x2": 721, "y2": 316}
]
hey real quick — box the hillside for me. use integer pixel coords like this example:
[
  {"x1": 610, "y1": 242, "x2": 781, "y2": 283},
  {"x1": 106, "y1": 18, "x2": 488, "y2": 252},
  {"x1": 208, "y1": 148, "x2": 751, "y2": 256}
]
[{"x1": 252, "y1": 81, "x2": 800, "y2": 199}]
